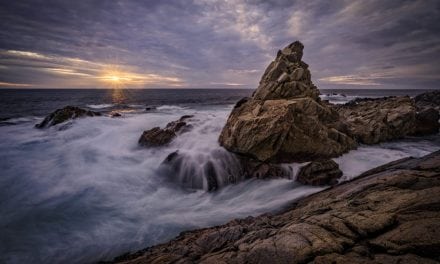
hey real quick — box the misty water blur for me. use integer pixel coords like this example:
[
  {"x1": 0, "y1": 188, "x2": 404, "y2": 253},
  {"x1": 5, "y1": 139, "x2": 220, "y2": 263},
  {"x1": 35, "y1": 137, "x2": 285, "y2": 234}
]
[{"x1": 0, "y1": 89, "x2": 439, "y2": 263}]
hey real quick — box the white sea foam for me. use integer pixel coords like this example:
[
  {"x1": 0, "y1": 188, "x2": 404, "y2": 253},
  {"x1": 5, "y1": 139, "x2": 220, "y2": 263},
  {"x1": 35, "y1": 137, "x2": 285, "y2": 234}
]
[
  {"x1": 0, "y1": 105, "x2": 439, "y2": 263},
  {"x1": 86, "y1": 104, "x2": 114, "y2": 109},
  {"x1": 156, "y1": 105, "x2": 187, "y2": 111}
]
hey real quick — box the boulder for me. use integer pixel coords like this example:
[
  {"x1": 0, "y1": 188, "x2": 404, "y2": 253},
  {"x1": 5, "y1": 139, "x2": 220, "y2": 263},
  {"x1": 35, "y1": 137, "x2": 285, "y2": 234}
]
[
  {"x1": 111, "y1": 150, "x2": 440, "y2": 264},
  {"x1": 138, "y1": 115, "x2": 193, "y2": 147},
  {"x1": 296, "y1": 159, "x2": 343, "y2": 186},
  {"x1": 219, "y1": 41, "x2": 357, "y2": 163},
  {"x1": 35, "y1": 106, "x2": 101, "y2": 128},
  {"x1": 336, "y1": 96, "x2": 418, "y2": 144},
  {"x1": 220, "y1": 98, "x2": 356, "y2": 162},
  {"x1": 414, "y1": 90, "x2": 440, "y2": 111},
  {"x1": 412, "y1": 108, "x2": 439, "y2": 136}
]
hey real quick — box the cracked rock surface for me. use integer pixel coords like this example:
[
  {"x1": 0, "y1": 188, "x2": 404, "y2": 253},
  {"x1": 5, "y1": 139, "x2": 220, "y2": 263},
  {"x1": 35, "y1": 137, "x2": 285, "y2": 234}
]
[{"x1": 111, "y1": 150, "x2": 440, "y2": 264}]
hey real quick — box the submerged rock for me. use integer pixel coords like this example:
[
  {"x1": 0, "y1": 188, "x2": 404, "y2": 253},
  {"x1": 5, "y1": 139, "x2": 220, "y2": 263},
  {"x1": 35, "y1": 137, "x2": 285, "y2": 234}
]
[
  {"x1": 138, "y1": 115, "x2": 194, "y2": 147},
  {"x1": 296, "y1": 159, "x2": 342, "y2": 186},
  {"x1": 35, "y1": 106, "x2": 101, "y2": 128},
  {"x1": 219, "y1": 41, "x2": 356, "y2": 163},
  {"x1": 111, "y1": 150, "x2": 440, "y2": 264},
  {"x1": 110, "y1": 112, "x2": 122, "y2": 118}
]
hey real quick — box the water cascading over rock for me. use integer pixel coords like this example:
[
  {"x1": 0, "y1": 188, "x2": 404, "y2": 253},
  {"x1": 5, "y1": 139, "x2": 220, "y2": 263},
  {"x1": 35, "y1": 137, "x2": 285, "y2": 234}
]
[{"x1": 219, "y1": 41, "x2": 357, "y2": 163}]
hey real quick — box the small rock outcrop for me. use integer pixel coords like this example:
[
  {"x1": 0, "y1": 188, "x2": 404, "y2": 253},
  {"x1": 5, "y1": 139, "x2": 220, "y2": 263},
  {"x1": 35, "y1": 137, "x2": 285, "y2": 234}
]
[
  {"x1": 159, "y1": 151, "x2": 292, "y2": 191},
  {"x1": 35, "y1": 106, "x2": 101, "y2": 128},
  {"x1": 219, "y1": 41, "x2": 357, "y2": 163},
  {"x1": 296, "y1": 159, "x2": 342, "y2": 186},
  {"x1": 336, "y1": 96, "x2": 418, "y2": 144},
  {"x1": 138, "y1": 115, "x2": 193, "y2": 147},
  {"x1": 111, "y1": 150, "x2": 440, "y2": 264}
]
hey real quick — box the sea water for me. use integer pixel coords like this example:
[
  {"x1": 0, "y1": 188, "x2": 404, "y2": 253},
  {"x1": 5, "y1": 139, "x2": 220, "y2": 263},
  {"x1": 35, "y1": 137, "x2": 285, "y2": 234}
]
[{"x1": 0, "y1": 88, "x2": 439, "y2": 263}]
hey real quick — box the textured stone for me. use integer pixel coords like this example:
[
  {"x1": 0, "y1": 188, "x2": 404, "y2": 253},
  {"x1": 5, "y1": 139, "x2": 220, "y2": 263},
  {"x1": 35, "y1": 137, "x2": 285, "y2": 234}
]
[
  {"x1": 296, "y1": 159, "x2": 343, "y2": 186},
  {"x1": 336, "y1": 96, "x2": 418, "y2": 144},
  {"x1": 219, "y1": 97, "x2": 356, "y2": 162},
  {"x1": 138, "y1": 115, "x2": 193, "y2": 147},
  {"x1": 35, "y1": 106, "x2": 101, "y2": 128}
]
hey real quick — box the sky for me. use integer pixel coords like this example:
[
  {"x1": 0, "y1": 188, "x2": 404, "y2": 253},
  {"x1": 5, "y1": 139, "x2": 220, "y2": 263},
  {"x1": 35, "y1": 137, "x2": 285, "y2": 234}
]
[{"x1": 0, "y1": 0, "x2": 439, "y2": 89}]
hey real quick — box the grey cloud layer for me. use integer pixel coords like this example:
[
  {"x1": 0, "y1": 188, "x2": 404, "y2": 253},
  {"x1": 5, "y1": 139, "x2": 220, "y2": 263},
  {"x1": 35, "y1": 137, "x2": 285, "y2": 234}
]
[{"x1": 0, "y1": 0, "x2": 438, "y2": 88}]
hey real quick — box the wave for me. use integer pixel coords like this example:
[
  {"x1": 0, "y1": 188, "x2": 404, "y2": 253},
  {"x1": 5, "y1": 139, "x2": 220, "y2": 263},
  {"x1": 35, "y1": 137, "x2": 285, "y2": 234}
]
[
  {"x1": 319, "y1": 93, "x2": 358, "y2": 104},
  {"x1": 86, "y1": 104, "x2": 114, "y2": 109},
  {"x1": 0, "y1": 116, "x2": 41, "y2": 126},
  {"x1": 156, "y1": 105, "x2": 187, "y2": 111}
]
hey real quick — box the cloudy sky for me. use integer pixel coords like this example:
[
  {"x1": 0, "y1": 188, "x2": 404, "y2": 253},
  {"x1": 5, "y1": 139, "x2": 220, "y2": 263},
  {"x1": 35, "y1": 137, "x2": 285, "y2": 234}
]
[{"x1": 0, "y1": 0, "x2": 439, "y2": 89}]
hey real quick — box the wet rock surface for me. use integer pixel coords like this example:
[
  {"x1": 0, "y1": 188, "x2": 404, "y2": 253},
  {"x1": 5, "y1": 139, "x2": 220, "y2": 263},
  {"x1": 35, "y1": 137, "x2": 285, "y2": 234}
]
[
  {"x1": 336, "y1": 96, "x2": 418, "y2": 144},
  {"x1": 296, "y1": 159, "x2": 343, "y2": 186},
  {"x1": 138, "y1": 115, "x2": 194, "y2": 147},
  {"x1": 159, "y1": 151, "x2": 292, "y2": 191},
  {"x1": 414, "y1": 90, "x2": 440, "y2": 111},
  {"x1": 110, "y1": 150, "x2": 440, "y2": 264},
  {"x1": 35, "y1": 106, "x2": 101, "y2": 128}
]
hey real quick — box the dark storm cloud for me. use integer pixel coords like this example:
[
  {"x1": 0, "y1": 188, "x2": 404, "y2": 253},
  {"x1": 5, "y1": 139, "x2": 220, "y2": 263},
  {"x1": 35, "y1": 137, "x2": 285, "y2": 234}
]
[{"x1": 0, "y1": 0, "x2": 439, "y2": 88}]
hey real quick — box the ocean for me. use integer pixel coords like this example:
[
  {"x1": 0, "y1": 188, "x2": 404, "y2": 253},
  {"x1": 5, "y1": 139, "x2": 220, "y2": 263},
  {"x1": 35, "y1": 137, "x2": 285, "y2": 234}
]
[{"x1": 0, "y1": 88, "x2": 439, "y2": 263}]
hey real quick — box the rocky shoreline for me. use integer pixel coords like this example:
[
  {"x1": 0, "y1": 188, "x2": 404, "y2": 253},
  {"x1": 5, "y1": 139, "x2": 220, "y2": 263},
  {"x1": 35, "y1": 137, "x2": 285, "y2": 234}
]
[
  {"x1": 33, "y1": 41, "x2": 440, "y2": 263},
  {"x1": 108, "y1": 150, "x2": 440, "y2": 264}
]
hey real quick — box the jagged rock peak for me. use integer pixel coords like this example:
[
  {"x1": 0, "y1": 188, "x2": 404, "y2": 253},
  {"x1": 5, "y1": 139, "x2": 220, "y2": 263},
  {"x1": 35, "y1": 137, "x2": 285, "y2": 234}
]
[{"x1": 253, "y1": 40, "x2": 320, "y2": 101}]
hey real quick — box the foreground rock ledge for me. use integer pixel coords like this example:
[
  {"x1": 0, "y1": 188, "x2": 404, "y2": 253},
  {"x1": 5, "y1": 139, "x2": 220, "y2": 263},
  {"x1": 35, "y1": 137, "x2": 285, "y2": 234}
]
[{"x1": 109, "y1": 150, "x2": 440, "y2": 264}]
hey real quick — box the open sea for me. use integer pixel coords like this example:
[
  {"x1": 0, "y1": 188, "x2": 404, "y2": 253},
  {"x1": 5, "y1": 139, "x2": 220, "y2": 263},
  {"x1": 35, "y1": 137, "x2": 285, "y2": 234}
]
[{"x1": 0, "y1": 88, "x2": 439, "y2": 263}]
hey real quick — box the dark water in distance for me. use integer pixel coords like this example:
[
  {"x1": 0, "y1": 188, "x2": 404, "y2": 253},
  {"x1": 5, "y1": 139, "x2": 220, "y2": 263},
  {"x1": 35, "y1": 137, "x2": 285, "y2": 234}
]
[{"x1": 0, "y1": 88, "x2": 436, "y2": 119}]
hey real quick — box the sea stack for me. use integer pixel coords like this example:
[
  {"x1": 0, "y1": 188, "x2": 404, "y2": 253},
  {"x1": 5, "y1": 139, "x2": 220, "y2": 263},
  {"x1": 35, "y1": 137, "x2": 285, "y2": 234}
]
[{"x1": 218, "y1": 41, "x2": 356, "y2": 163}]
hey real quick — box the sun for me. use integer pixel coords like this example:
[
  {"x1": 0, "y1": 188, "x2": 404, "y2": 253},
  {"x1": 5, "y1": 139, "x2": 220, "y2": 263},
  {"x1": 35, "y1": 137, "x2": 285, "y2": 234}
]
[{"x1": 100, "y1": 66, "x2": 133, "y2": 88}]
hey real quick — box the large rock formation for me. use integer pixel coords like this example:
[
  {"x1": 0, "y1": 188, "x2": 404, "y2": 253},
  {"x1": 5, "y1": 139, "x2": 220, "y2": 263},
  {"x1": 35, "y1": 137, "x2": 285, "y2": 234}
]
[
  {"x1": 35, "y1": 106, "x2": 101, "y2": 128},
  {"x1": 336, "y1": 96, "x2": 417, "y2": 144},
  {"x1": 110, "y1": 150, "x2": 440, "y2": 264},
  {"x1": 219, "y1": 41, "x2": 357, "y2": 163},
  {"x1": 336, "y1": 96, "x2": 439, "y2": 143}
]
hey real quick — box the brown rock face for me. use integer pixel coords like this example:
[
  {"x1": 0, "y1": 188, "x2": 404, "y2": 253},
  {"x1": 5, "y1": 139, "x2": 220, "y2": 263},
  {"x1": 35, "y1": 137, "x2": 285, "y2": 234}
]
[
  {"x1": 111, "y1": 151, "x2": 440, "y2": 264},
  {"x1": 219, "y1": 41, "x2": 357, "y2": 163},
  {"x1": 296, "y1": 159, "x2": 343, "y2": 186},
  {"x1": 253, "y1": 41, "x2": 320, "y2": 101},
  {"x1": 336, "y1": 96, "x2": 418, "y2": 144},
  {"x1": 138, "y1": 115, "x2": 193, "y2": 147},
  {"x1": 35, "y1": 106, "x2": 101, "y2": 128}
]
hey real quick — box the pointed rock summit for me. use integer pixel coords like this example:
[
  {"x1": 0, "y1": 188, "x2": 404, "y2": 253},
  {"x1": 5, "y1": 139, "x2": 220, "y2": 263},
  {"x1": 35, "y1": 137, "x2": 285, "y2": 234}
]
[
  {"x1": 253, "y1": 41, "x2": 320, "y2": 101},
  {"x1": 219, "y1": 41, "x2": 356, "y2": 163}
]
